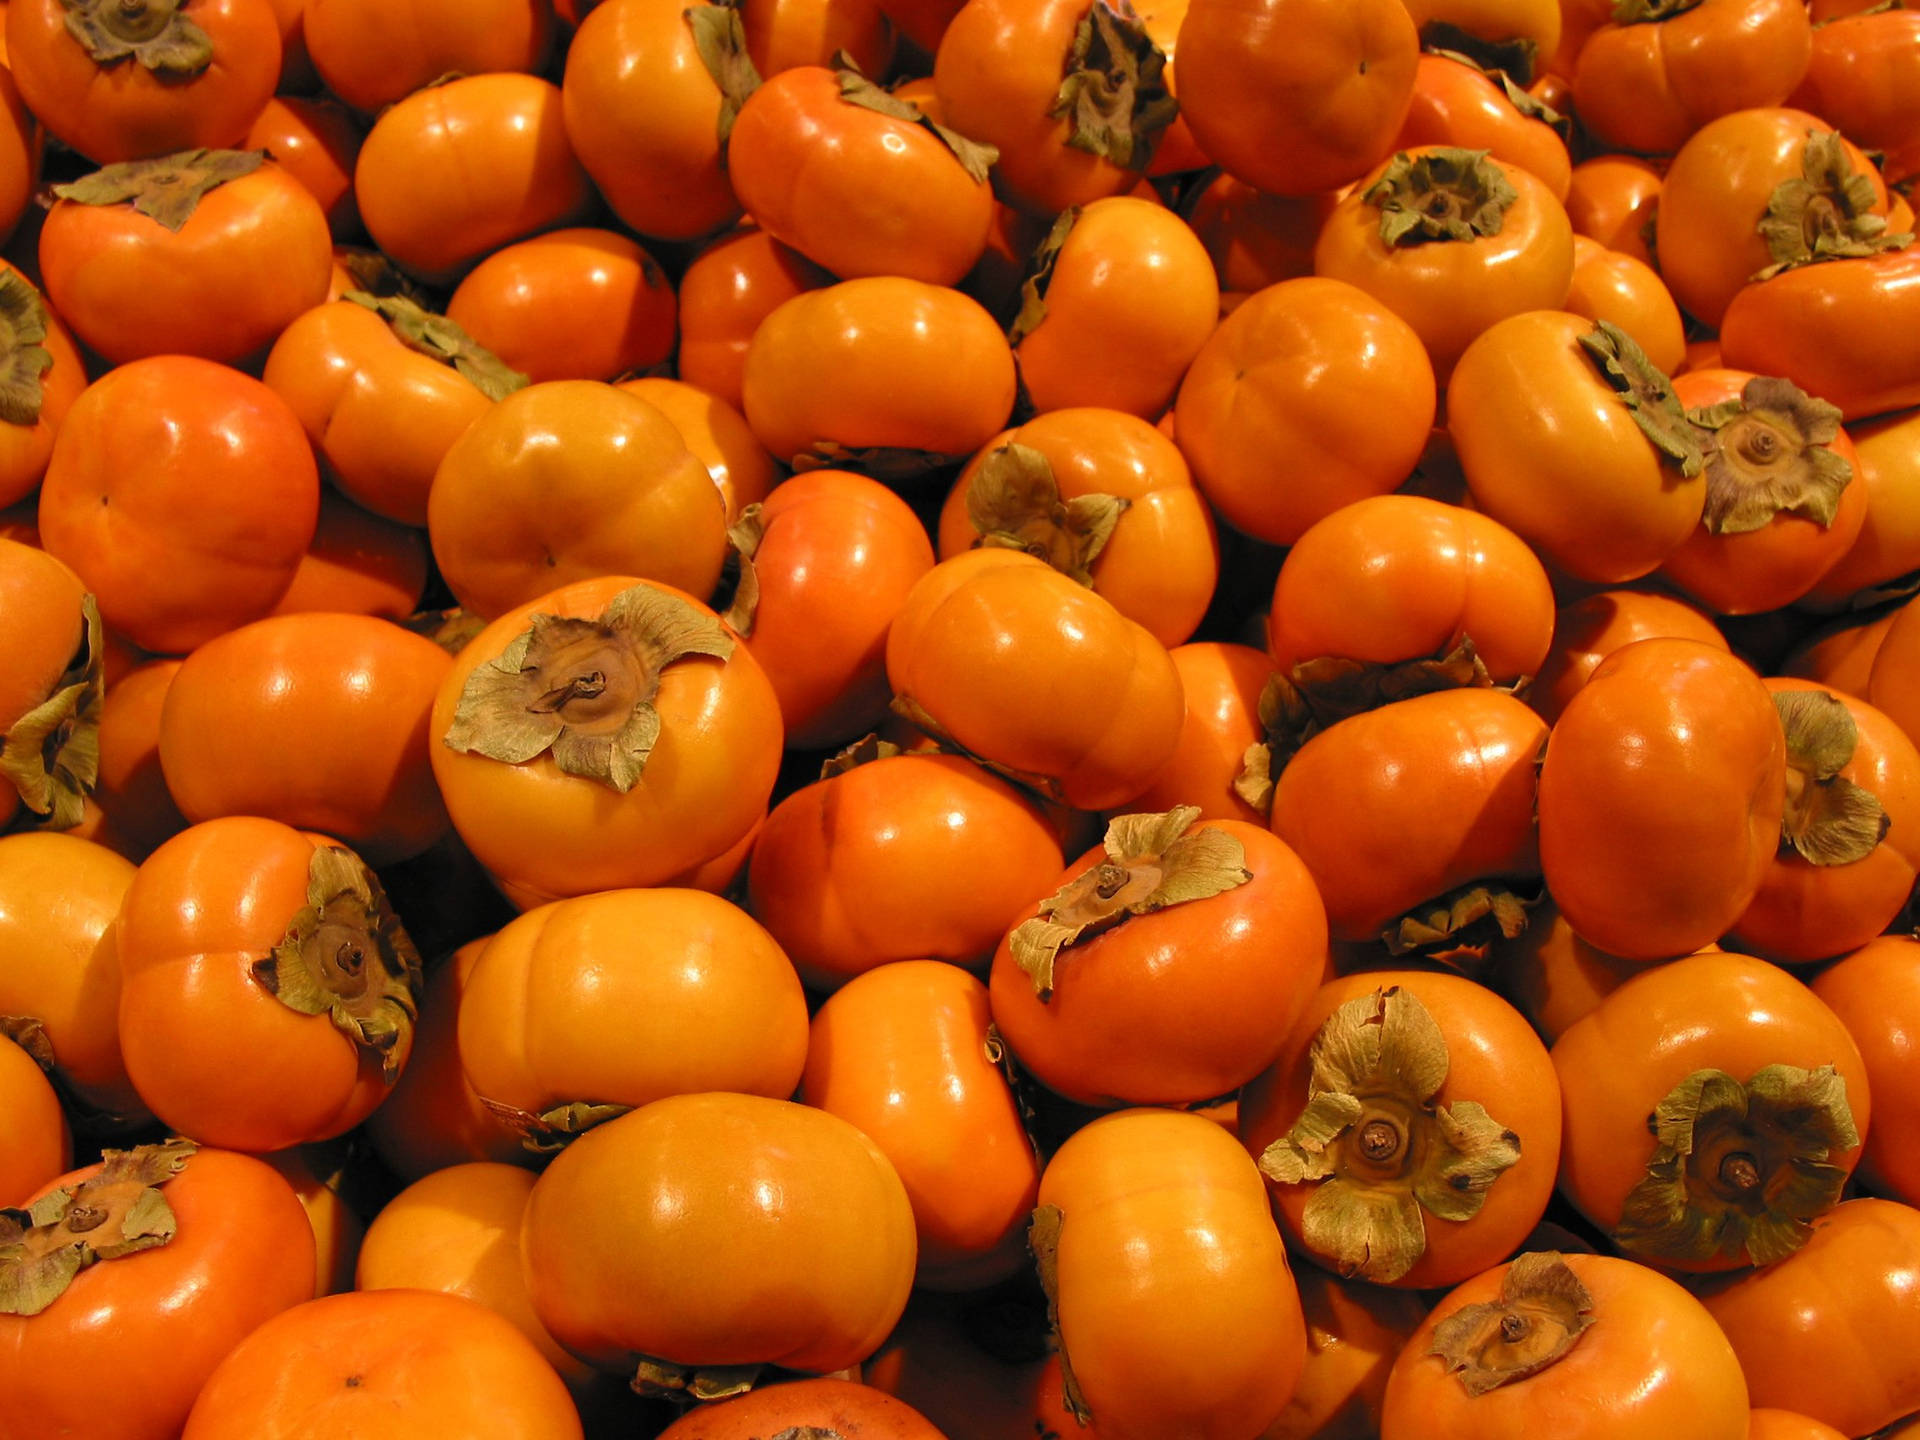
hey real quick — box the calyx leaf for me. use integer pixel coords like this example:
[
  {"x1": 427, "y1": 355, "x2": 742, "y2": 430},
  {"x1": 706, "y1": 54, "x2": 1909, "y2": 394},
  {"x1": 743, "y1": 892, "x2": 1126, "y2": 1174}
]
[
  {"x1": 343, "y1": 291, "x2": 528, "y2": 401},
  {"x1": 1687, "y1": 375, "x2": 1853, "y2": 535},
  {"x1": 1009, "y1": 207, "x2": 1079, "y2": 348},
  {"x1": 1611, "y1": 0, "x2": 1705, "y2": 20},
  {"x1": 1008, "y1": 806, "x2": 1252, "y2": 999},
  {"x1": 1048, "y1": 0, "x2": 1178, "y2": 172},
  {"x1": 1613, "y1": 1063, "x2": 1859, "y2": 1267},
  {"x1": 0, "y1": 1138, "x2": 196, "y2": 1316},
  {"x1": 1429, "y1": 1252, "x2": 1595, "y2": 1395},
  {"x1": 818, "y1": 732, "x2": 901, "y2": 779},
  {"x1": 0, "y1": 271, "x2": 54, "y2": 427},
  {"x1": 1, "y1": 593, "x2": 103, "y2": 831},
  {"x1": 443, "y1": 583, "x2": 736, "y2": 793},
  {"x1": 1027, "y1": 1204, "x2": 1094, "y2": 1427},
  {"x1": 1755, "y1": 129, "x2": 1915, "y2": 280},
  {"x1": 1365, "y1": 148, "x2": 1519, "y2": 246},
  {"x1": 721, "y1": 502, "x2": 765, "y2": 636},
  {"x1": 964, "y1": 443, "x2": 1129, "y2": 587},
  {"x1": 837, "y1": 64, "x2": 998, "y2": 183},
  {"x1": 250, "y1": 846, "x2": 423, "y2": 1082},
  {"x1": 53, "y1": 149, "x2": 264, "y2": 233},
  {"x1": 1578, "y1": 320, "x2": 1705, "y2": 477},
  {"x1": 686, "y1": 1, "x2": 761, "y2": 157},
  {"x1": 632, "y1": 1357, "x2": 761, "y2": 1401},
  {"x1": 1418, "y1": 21, "x2": 1541, "y2": 86},
  {"x1": 1257, "y1": 987, "x2": 1522, "y2": 1283},
  {"x1": 1775, "y1": 689, "x2": 1889, "y2": 866},
  {"x1": 59, "y1": 0, "x2": 212, "y2": 75}
]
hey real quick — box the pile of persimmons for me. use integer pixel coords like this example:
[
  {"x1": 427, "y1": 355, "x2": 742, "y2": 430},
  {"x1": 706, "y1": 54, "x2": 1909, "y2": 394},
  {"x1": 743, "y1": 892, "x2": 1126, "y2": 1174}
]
[{"x1": 3, "y1": 0, "x2": 1920, "y2": 1434}]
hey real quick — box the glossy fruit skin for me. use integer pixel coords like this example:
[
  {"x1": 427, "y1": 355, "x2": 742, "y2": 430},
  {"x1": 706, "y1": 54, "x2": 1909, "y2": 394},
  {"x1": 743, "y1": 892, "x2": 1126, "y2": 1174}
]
[
  {"x1": 0, "y1": 539, "x2": 93, "y2": 833},
  {"x1": 269, "y1": 490, "x2": 429, "y2": 625},
  {"x1": 656, "y1": 1377, "x2": 948, "y2": 1439},
  {"x1": 456, "y1": 887, "x2": 810, "y2": 1120},
  {"x1": 1394, "y1": 52, "x2": 1572, "y2": 199},
  {"x1": 1789, "y1": 8, "x2": 1920, "y2": 180},
  {"x1": 991, "y1": 819, "x2": 1332, "y2": 1108},
  {"x1": 748, "y1": 751, "x2": 1064, "y2": 990},
  {"x1": 1174, "y1": 276, "x2": 1435, "y2": 547},
  {"x1": 355, "y1": 1161, "x2": 591, "y2": 1386},
  {"x1": 737, "y1": 469, "x2": 937, "y2": 749},
  {"x1": 1803, "y1": 407, "x2": 1920, "y2": 610},
  {"x1": 241, "y1": 96, "x2": 363, "y2": 240},
  {"x1": 802, "y1": 961, "x2": 1041, "y2": 1291},
  {"x1": 1260, "y1": 1264, "x2": 1428, "y2": 1440},
  {"x1": 1314, "y1": 148, "x2": 1576, "y2": 383},
  {"x1": 1571, "y1": 0, "x2": 1812, "y2": 158},
  {"x1": 617, "y1": 377, "x2": 775, "y2": 524},
  {"x1": 427, "y1": 380, "x2": 729, "y2": 621},
  {"x1": 1269, "y1": 689, "x2": 1548, "y2": 944},
  {"x1": 39, "y1": 158, "x2": 333, "y2": 367},
  {"x1": 521, "y1": 1091, "x2": 917, "y2": 1376},
  {"x1": 6, "y1": 0, "x2": 281, "y2": 164},
  {"x1": 1565, "y1": 153, "x2": 1665, "y2": 269},
  {"x1": 181, "y1": 1288, "x2": 584, "y2": 1440},
  {"x1": 1731, "y1": 679, "x2": 1920, "y2": 962},
  {"x1": 1550, "y1": 951, "x2": 1871, "y2": 1266},
  {"x1": 937, "y1": 407, "x2": 1219, "y2": 648},
  {"x1": 1239, "y1": 969, "x2": 1562, "y2": 1292},
  {"x1": 1537, "y1": 638, "x2": 1786, "y2": 959},
  {"x1": 0, "y1": 1147, "x2": 316, "y2": 1440},
  {"x1": 1869, "y1": 596, "x2": 1920, "y2": 753},
  {"x1": 37, "y1": 356, "x2": 321, "y2": 656},
  {"x1": 115, "y1": 817, "x2": 415, "y2": 1152},
  {"x1": 1489, "y1": 901, "x2": 1688, "y2": 1046},
  {"x1": 1377, "y1": 1251, "x2": 1750, "y2": 1440},
  {"x1": 1563, "y1": 234, "x2": 1688, "y2": 379},
  {"x1": 0, "y1": 264, "x2": 89, "y2": 512},
  {"x1": 727, "y1": 65, "x2": 993, "y2": 287},
  {"x1": 1527, "y1": 588, "x2": 1727, "y2": 726},
  {"x1": 1174, "y1": 0, "x2": 1419, "y2": 197},
  {"x1": 0, "y1": 70, "x2": 39, "y2": 251},
  {"x1": 355, "y1": 73, "x2": 595, "y2": 285},
  {"x1": 1118, "y1": 640, "x2": 1272, "y2": 825},
  {"x1": 0, "y1": 831, "x2": 143, "y2": 1120},
  {"x1": 1014, "y1": 196, "x2": 1221, "y2": 421},
  {"x1": 1267, "y1": 493, "x2": 1555, "y2": 684},
  {"x1": 0, "y1": 1034, "x2": 70, "y2": 1206},
  {"x1": 885, "y1": 549, "x2": 1185, "y2": 811},
  {"x1": 156, "y1": 612, "x2": 453, "y2": 866},
  {"x1": 742, "y1": 276, "x2": 1017, "y2": 465},
  {"x1": 429, "y1": 576, "x2": 783, "y2": 907},
  {"x1": 675, "y1": 226, "x2": 832, "y2": 412},
  {"x1": 1036, "y1": 1107, "x2": 1307, "y2": 1439},
  {"x1": 302, "y1": 0, "x2": 553, "y2": 115},
  {"x1": 1450, "y1": 309, "x2": 1704, "y2": 584},
  {"x1": 1693, "y1": 1198, "x2": 1920, "y2": 1436},
  {"x1": 1811, "y1": 936, "x2": 1920, "y2": 1204},
  {"x1": 1745, "y1": 1411, "x2": 1849, "y2": 1440}
]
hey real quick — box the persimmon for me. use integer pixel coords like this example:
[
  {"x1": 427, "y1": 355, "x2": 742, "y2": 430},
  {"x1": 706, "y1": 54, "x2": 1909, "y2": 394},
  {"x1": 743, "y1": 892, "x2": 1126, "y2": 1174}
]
[
  {"x1": 656, "y1": 1378, "x2": 947, "y2": 1439},
  {"x1": 1526, "y1": 587, "x2": 1726, "y2": 725},
  {"x1": 0, "y1": 264, "x2": 89, "y2": 513},
  {"x1": 1182, "y1": 173, "x2": 1337, "y2": 299},
  {"x1": 1116, "y1": 641, "x2": 1272, "y2": 825},
  {"x1": 76, "y1": 653, "x2": 188, "y2": 864},
  {"x1": 1779, "y1": 609, "x2": 1899, "y2": 698},
  {"x1": 0, "y1": 538, "x2": 100, "y2": 833},
  {"x1": 1789, "y1": 7, "x2": 1920, "y2": 184},
  {"x1": 1802, "y1": 407, "x2": 1920, "y2": 610},
  {"x1": 1393, "y1": 52, "x2": 1571, "y2": 200},
  {"x1": 1810, "y1": 936, "x2": 1920, "y2": 1206},
  {"x1": 1564, "y1": 152, "x2": 1664, "y2": 269},
  {"x1": 616, "y1": 377, "x2": 776, "y2": 525},
  {"x1": 674, "y1": 225, "x2": 832, "y2": 414},
  {"x1": 1868, "y1": 594, "x2": 1920, "y2": 753},
  {"x1": 739, "y1": 0, "x2": 895, "y2": 75},
  {"x1": 0, "y1": 1033, "x2": 69, "y2": 1206},
  {"x1": 1562, "y1": 234, "x2": 1686, "y2": 379},
  {"x1": 1261, "y1": 1265, "x2": 1428, "y2": 1440},
  {"x1": 300, "y1": 0, "x2": 554, "y2": 115},
  {"x1": 241, "y1": 95, "x2": 362, "y2": 240},
  {"x1": 268, "y1": 489, "x2": 430, "y2": 623}
]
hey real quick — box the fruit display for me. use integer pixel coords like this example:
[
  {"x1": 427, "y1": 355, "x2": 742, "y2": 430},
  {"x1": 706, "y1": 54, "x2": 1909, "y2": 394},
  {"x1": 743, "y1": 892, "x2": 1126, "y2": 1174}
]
[{"x1": 4, "y1": 0, "x2": 1920, "y2": 1436}]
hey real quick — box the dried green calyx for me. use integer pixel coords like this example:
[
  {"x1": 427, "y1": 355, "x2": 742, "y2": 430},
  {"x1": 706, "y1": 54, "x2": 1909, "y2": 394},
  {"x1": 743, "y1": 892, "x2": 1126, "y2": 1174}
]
[
  {"x1": 443, "y1": 583, "x2": 736, "y2": 793},
  {"x1": 1429, "y1": 1252, "x2": 1596, "y2": 1395},
  {"x1": 687, "y1": 1, "x2": 762, "y2": 155},
  {"x1": 1, "y1": 593, "x2": 103, "y2": 832},
  {"x1": 479, "y1": 1097, "x2": 634, "y2": 1156},
  {"x1": 963, "y1": 443, "x2": 1129, "y2": 588},
  {"x1": 1613, "y1": 1063, "x2": 1859, "y2": 1267},
  {"x1": 60, "y1": 0, "x2": 211, "y2": 74},
  {"x1": 251, "y1": 846, "x2": 422, "y2": 1082},
  {"x1": 1755, "y1": 130, "x2": 1914, "y2": 280},
  {"x1": 1259, "y1": 986, "x2": 1523, "y2": 1284},
  {"x1": 721, "y1": 503, "x2": 764, "y2": 636},
  {"x1": 1009, "y1": 207, "x2": 1079, "y2": 349},
  {"x1": 1049, "y1": 0, "x2": 1178, "y2": 173},
  {"x1": 1009, "y1": 806, "x2": 1252, "y2": 1000},
  {"x1": 1027, "y1": 1204, "x2": 1093, "y2": 1428},
  {"x1": 1385, "y1": 882, "x2": 1535, "y2": 959},
  {"x1": 633, "y1": 1357, "x2": 762, "y2": 1402},
  {"x1": 837, "y1": 64, "x2": 998, "y2": 183},
  {"x1": 1686, "y1": 376, "x2": 1852, "y2": 536},
  {"x1": 1579, "y1": 320, "x2": 1705, "y2": 478},
  {"x1": 0, "y1": 1139, "x2": 196, "y2": 1316},
  {"x1": 1612, "y1": 0, "x2": 1704, "y2": 22},
  {"x1": 1419, "y1": 21, "x2": 1541, "y2": 87},
  {"x1": 1365, "y1": 148, "x2": 1519, "y2": 246},
  {"x1": 818, "y1": 732, "x2": 902, "y2": 779},
  {"x1": 343, "y1": 292, "x2": 528, "y2": 402},
  {"x1": 0, "y1": 271, "x2": 54, "y2": 428},
  {"x1": 1775, "y1": 689, "x2": 1889, "y2": 867},
  {"x1": 54, "y1": 148, "x2": 264, "y2": 233}
]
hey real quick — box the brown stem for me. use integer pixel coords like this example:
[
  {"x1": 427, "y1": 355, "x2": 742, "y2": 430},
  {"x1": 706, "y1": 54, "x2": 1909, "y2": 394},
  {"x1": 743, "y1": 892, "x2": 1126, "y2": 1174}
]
[{"x1": 1718, "y1": 1152, "x2": 1761, "y2": 1195}]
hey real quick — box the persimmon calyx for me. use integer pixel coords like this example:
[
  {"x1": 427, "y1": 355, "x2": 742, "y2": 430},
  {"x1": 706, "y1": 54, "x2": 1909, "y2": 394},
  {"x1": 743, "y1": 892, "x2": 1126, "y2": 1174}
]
[
  {"x1": 965, "y1": 443, "x2": 1129, "y2": 587},
  {"x1": 1366, "y1": 148, "x2": 1518, "y2": 246},
  {"x1": 1429, "y1": 1252, "x2": 1596, "y2": 1395},
  {"x1": 1614, "y1": 1063, "x2": 1859, "y2": 1267},
  {"x1": 1579, "y1": 320, "x2": 1705, "y2": 477},
  {"x1": 444, "y1": 583, "x2": 736, "y2": 793},
  {"x1": 1009, "y1": 806, "x2": 1252, "y2": 999},
  {"x1": 686, "y1": 2, "x2": 762, "y2": 155},
  {"x1": 0, "y1": 271, "x2": 54, "y2": 427},
  {"x1": 1, "y1": 593, "x2": 103, "y2": 833},
  {"x1": 1612, "y1": 0, "x2": 1704, "y2": 21},
  {"x1": 1027, "y1": 1204, "x2": 1094, "y2": 1428},
  {"x1": 0, "y1": 1016, "x2": 56, "y2": 1072},
  {"x1": 1756, "y1": 130, "x2": 1915, "y2": 279},
  {"x1": 251, "y1": 846, "x2": 422, "y2": 1083},
  {"x1": 343, "y1": 292, "x2": 528, "y2": 401},
  {"x1": 53, "y1": 148, "x2": 264, "y2": 233},
  {"x1": 1418, "y1": 22, "x2": 1541, "y2": 87},
  {"x1": 632, "y1": 1357, "x2": 761, "y2": 1402},
  {"x1": 478, "y1": 1096, "x2": 633, "y2": 1155},
  {"x1": 0, "y1": 1138, "x2": 196, "y2": 1316},
  {"x1": 1774, "y1": 689, "x2": 1890, "y2": 865},
  {"x1": 721, "y1": 503, "x2": 765, "y2": 636},
  {"x1": 1009, "y1": 207, "x2": 1079, "y2": 349},
  {"x1": 1687, "y1": 375, "x2": 1852, "y2": 535},
  {"x1": 1259, "y1": 986, "x2": 1522, "y2": 1284},
  {"x1": 61, "y1": 0, "x2": 211, "y2": 75},
  {"x1": 790, "y1": 440, "x2": 971, "y2": 480},
  {"x1": 1384, "y1": 881, "x2": 1536, "y2": 958},
  {"x1": 818, "y1": 733, "x2": 902, "y2": 779},
  {"x1": 837, "y1": 64, "x2": 999, "y2": 183},
  {"x1": 1049, "y1": 0, "x2": 1178, "y2": 172}
]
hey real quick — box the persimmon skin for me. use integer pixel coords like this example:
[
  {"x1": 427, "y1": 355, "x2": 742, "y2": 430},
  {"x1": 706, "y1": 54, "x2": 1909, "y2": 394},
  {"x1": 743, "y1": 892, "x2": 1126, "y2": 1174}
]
[
  {"x1": 1563, "y1": 234, "x2": 1688, "y2": 380},
  {"x1": 655, "y1": 1378, "x2": 947, "y2": 1440},
  {"x1": 0, "y1": 1033, "x2": 70, "y2": 1206},
  {"x1": 1549, "y1": 950, "x2": 1872, "y2": 1269},
  {"x1": 1393, "y1": 52, "x2": 1572, "y2": 200},
  {"x1": 1811, "y1": 936, "x2": 1920, "y2": 1205},
  {"x1": 1118, "y1": 640, "x2": 1272, "y2": 825},
  {"x1": 301, "y1": 0, "x2": 554, "y2": 116},
  {"x1": 1527, "y1": 588, "x2": 1727, "y2": 726},
  {"x1": 1378, "y1": 1251, "x2": 1750, "y2": 1440},
  {"x1": 674, "y1": 226, "x2": 832, "y2": 413}
]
